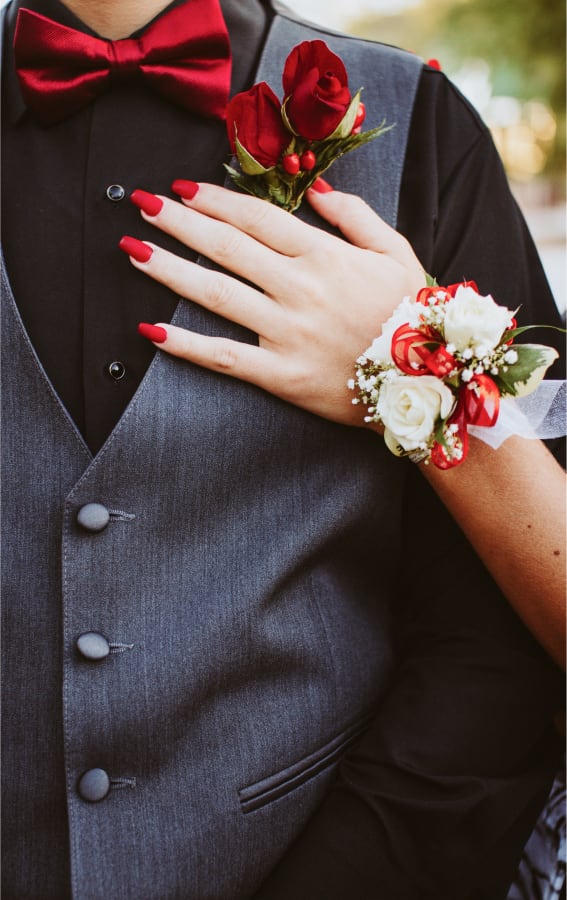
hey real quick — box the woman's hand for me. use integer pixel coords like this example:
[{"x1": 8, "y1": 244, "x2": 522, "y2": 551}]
[
  {"x1": 121, "y1": 182, "x2": 567, "y2": 668},
  {"x1": 121, "y1": 180, "x2": 425, "y2": 426}
]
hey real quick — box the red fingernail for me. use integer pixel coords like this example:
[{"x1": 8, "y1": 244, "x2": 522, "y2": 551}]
[
  {"x1": 171, "y1": 179, "x2": 199, "y2": 200},
  {"x1": 309, "y1": 177, "x2": 334, "y2": 194},
  {"x1": 130, "y1": 189, "x2": 163, "y2": 216},
  {"x1": 119, "y1": 236, "x2": 153, "y2": 263},
  {"x1": 138, "y1": 322, "x2": 167, "y2": 343}
]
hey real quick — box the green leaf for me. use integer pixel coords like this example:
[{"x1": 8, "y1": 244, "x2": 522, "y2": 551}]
[
  {"x1": 501, "y1": 322, "x2": 566, "y2": 344},
  {"x1": 493, "y1": 343, "x2": 559, "y2": 396},
  {"x1": 328, "y1": 89, "x2": 363, "y2": 139},
  {"x1": 325, "y1": 122, "x2": 395, "y2": 162},
  {"x1": 281, "y1": 98, "x2": 299, "y2": 136},
  {"x1": 283, "y1": 134, "x2": 297, "y2": 157},
  {"x1": 235, "y1": 136, "x2": 269, "y2": 176}
]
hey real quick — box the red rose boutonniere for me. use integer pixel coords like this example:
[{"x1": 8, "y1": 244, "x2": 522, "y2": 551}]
[{"x1": 225, "y1": 40, "x2": 392, "y2": 212}]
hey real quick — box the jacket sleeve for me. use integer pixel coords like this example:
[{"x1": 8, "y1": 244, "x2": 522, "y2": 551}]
[{"x1": 399, "y1": 68, "x2": 564, "y2": 374}]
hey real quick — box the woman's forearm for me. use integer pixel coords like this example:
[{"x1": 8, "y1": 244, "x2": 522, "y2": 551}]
[{"x1": 421, "y1": 435, "x2": 566, "y2": 667}]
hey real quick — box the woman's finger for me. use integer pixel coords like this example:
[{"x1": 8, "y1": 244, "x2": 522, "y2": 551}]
[
  {"x1": 306, "y1": 185, "x2": 422, "y2": 269},
  {"x1": 136, "y1": 196, "x2": 297, "y2": 296},
  {"x1": 139, "y1": 321, "x2": 284, "y2": 391},
  {"x1": 141, "y1": 320, "x2": 369, "y2": 426},
  {"x1": 122, "y1": 239, "x2": 285, "y2": 338},
  {"x1": 171, "y1": 180, "x2": 325, "y2": 257}
]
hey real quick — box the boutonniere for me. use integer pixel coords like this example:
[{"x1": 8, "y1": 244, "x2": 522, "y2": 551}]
[
  {"x1": 351, "y1": 280, "x2": 560, "y2": 468},
  {"x1": 224, "y1": 40, "x2": 391, "y2": 212}
]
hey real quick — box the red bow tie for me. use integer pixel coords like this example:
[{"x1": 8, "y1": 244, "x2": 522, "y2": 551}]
[{"x1": 13, "y1": 0, "x2": 232, "y2": 126}]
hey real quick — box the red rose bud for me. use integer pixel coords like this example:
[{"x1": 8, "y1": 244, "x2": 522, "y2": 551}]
[
  {"x1": 300, "y1": 150, "x2": 316, "y2": 170},
  {"x1": 282, "y1": 40, "x2": 351, "y2": 140},
  {"x1": 282, "y1": 153, "x2": 301, "y2": 175},
  {"x1": 352, "y1": 101, "x2": 366, "y2": 131},
  {"x1": 226, "y1": 82, "x2": 290, "y2": 170}
]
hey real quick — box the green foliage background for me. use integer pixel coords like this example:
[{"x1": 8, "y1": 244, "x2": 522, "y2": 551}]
[{"x1": 349, "y1": 0, "x2": 566, "y2": 182}]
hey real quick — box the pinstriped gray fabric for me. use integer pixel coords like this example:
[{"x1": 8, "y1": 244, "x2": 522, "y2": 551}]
[
  {"x1": 1, "y1": 257, "x2": 92, "y2": 898},
  {"x1": 1, "y1": 11, "x2": 422, "y2": 900},
  {"x1": 508, "y1": 766, "x2": 566, "y2": 900}
]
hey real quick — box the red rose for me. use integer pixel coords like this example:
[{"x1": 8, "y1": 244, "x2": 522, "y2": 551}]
[
  {"x1": 226, "y1": 82, "x2": 290, "y2": 169},
  {"x1": 282, "y1": 40, "x2": 351, "y2": 140}
]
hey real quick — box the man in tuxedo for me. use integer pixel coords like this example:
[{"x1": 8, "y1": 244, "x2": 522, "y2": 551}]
[{"x1": 1, "y1": 0, "x2": 564, "y2": 897}]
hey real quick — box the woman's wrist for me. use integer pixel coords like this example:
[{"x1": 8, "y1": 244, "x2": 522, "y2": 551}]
[{"x1": 351, "y1": 279, "x2": 561, "y2": 469}]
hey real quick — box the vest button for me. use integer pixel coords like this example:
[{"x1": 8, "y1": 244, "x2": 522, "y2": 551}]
[
  {"x1": 76, "y1": 502, "x2": 110, "y2": 533},
  {"x1": 76, "y1": 632, "x2": 111, "y2": 661},
  {"x1": 78, "y1": 768, "x2": 111, "y2": 803}
]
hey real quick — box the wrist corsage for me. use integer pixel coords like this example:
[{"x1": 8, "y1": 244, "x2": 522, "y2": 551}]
[
  {"x1": 351, "y1": 280, "x2": 560, "y2": 469},
  {"x1": 224, "y1": 40, "x2": 391, "y2": 212}
]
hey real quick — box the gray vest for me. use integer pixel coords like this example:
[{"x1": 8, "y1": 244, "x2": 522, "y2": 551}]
[{"x1": 2, "y1": 8, "x2": 421, "y2": 898}]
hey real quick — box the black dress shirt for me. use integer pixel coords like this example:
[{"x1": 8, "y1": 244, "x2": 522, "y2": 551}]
[
  {"x1": 2, "y1": 0, "x2": 564, "y2": 454},
  {"x1": 2, "y1": 0, "x2": 270, "y2": 451}
]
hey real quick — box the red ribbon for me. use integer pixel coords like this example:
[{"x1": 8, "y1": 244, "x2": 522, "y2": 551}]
[
  {"x1": 462, "y1": 374, "x2": 500, "y2": 427},
  {"x1": 431, "y1": 402, "x2": 469, "y2": 469},
  {"x1": 415, "y1": 286, "x2": 448, "y2": 306},
  {"x1": 445, "y1": 280, "x2": 478, "y2": 297},
  {"x1": 14, "y1": 1, "x2": 232, "y2": 125},
  {"x1": 391, "y1": 324, "x2": 459, "y2": 378},
  {"x1": 415, "y1": 280, "x2": 479, "y2": 307}
]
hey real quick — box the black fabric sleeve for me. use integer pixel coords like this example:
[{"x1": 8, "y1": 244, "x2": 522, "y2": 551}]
[
  {"x1": 253, "y1": 68, "x2": 565, "y2": 900},
  {"x1": 398, "y1": 68, "x2": 564, "y2": 373}
]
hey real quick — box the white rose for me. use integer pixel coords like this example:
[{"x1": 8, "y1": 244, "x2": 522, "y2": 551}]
[
  {"x1": 377, "y1": 374, "x2": 455, "y2": 451},
  {"x1": 363, "y1": 297, "x2": 422, "y2": 365},
  {"x1": 443, "y1": 285, "x2": 513, "y2": 353}
]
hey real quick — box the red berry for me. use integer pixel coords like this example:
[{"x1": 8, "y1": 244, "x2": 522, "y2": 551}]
[
  {"x1": 352, "y1": 101, "x2": 366, "y2": 131},
  {"x1": 300, "y1": 150, "x2": 316, "y2": 171},
  {"x1": 282, "y1": 153, "x2": 300, "y2": 175}
]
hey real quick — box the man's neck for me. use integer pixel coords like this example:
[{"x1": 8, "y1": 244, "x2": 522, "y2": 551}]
[{"x1": 58, "y1": 0, "x2": 174, "y2": 39}]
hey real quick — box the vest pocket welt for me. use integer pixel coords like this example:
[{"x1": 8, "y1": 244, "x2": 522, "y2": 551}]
[{"x1": 238, "y1": 712, "x2": 373, "y2": 814}]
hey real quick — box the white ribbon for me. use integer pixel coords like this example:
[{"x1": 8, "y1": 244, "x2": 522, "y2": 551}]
[{"x1": 469, "y1": 380, "x2": 566, "y2": 448}]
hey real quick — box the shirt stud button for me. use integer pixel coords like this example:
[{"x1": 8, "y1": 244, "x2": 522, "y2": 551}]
[
  {"x1": 106, "y1": 184, "x2": 125, "y2": 202},
  {"x1": 108, "y1": 361, "x2": 126, "y2": 381}
]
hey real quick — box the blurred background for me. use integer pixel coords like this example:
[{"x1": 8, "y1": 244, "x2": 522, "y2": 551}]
[{"x1": 285, "y1": 0, "x2": 566, "y2": 312}]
